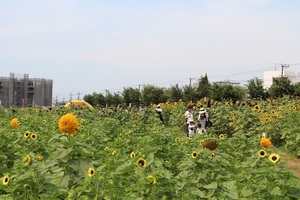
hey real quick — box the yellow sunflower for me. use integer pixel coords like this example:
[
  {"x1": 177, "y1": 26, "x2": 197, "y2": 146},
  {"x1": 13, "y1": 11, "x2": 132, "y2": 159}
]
[
  {"x1": 130, "y1": 152, "x2": 136, "y2": 159},
  {"x1": 254, "y1": 105, "x2": 260, "y2": 110},
  {"x1": 219, "y1": 134, "x2": 225, "y2": 139},
  {"x1": 22, "y1": 155, "x2": 31, "y2": 166},
  {"x1": 58, "y1": 113, "x2": 79, "y2": 137},
  {"x1": 88, "y1": 167, "x2": 95, "y2": 177},
  {"x1": 104, "y1": 147, "x2": 109, "y2": 151},
  {"x1": 210, "y1": 152, "x2": 216, "y2": 158},
  {"x1": 269, "y1": 153, "x2": 280, "y2": 163},
  {"x1": 175, "y1": 137, "x2": 180, "y2": 142},
  {"x1": 146, "y1": 175, "x2": 157, "y2": 185},
  {"x1": 112, "y1": 151, "x2": 117, "y2": 156},
  {"x1": 260, "y1": 137, "x2": 272, "y2": 148},
  {"x1": 36, "y1": 154, "x2": 43, "y2": 161},
  {"x1": 30, "y1": 133, "x2": 37, "y2": 140},
  {"x1": 136, "y1": 158, "x2": 147, "y2": 168},
  {"x1": 24, "y1": 131, "x2": 30, "y2": 138},
  {"x1": 2, "y1": 175, "x2": 9, "y2": 185},
  {"x1": 191, "y1": 151, "x2": 198, "y2": 159},
  {"x1": 10, "y1": 118, "x2": 19, "y2": 128},
  {"x1": 258, "y1": 149, "x2": 267, "y2": 158}
]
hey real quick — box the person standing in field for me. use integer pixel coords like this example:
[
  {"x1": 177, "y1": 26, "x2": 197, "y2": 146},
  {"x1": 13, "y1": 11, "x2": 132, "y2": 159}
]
[
  {"x1": 184, "y1": 105, "x2": 194, "y2": 137},
  {"x1": 197, "y1": 107, "x2": 209, "y2": 134},
  {"x1": 156, "y1": 104, "x2": 164, "y2": 124}
]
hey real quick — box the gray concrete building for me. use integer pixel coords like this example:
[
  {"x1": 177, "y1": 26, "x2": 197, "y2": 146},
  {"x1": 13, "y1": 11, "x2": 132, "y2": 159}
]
[{"x1": 0, "y1": 73, "x2": 53, "y2": 107}]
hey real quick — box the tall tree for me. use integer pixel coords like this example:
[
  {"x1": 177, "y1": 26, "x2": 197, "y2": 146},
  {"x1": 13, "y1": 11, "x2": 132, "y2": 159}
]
[
  {"x1": 142, "y1": 85, "x2": 167, "y2": 105},
  {"x1": 182, "y1": 85, "x2": 197, "y2": 103},
  {"x1": 246, "y1": 77, "x2": 266, "y2": 99},
  {"x1": 122, "y1": 87, "x2": 141, "y2": 106},
  {"x1": 196, "y1": 74, "x2": 211, "y2": 99},
  {"x1": 169, "y1": 84, "x2": 183, "y2": 102},
  {"x1": 267, "y1": 77, "x2": 295, "y2": 98}
]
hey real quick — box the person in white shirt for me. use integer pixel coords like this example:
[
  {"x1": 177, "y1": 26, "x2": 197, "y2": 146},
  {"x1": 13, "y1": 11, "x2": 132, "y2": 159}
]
[
  {"x1": 155, "y1": 104, "x2": 164, "y2": 124},
  {"x1": 184, "y1": 105, "x2": 194, "y2": 137},
  {"x1": 197, "y1": 107, "x2": 209, "y2": 134},
  {"x1": 188, "y1": 120, "x2": 195, "y2": 136}
]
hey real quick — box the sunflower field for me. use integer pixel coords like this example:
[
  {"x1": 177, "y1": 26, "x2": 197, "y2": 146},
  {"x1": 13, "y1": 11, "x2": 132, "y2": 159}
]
[{"x1": 0, "y1": 96, "x2": 300, "y2": 199}]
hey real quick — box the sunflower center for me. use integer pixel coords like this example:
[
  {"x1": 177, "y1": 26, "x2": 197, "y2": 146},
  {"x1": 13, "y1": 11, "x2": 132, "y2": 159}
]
[
  {"x1": 4, "y1": 178, "x2": 8, "y2": 183},
  {"x1": 272, "y1": 156, "x2": 277, "y2": 161}
]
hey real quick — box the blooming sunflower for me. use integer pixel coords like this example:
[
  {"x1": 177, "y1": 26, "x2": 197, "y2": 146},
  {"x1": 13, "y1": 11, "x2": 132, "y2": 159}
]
[
  {"x1": 22, "y1": 155, "x2": 31, "y2": 166},
  {"x1": 24, "y1": 131, "x2": 30, "y2": 138},
  {"x1": 2, "y1": 175, "x2": 9, "y2": 185},
  {"x1": 254, "y1": 105, "x2": 260, "y2": 110},
  {"x1": 210, "y1": 152, "x2": 216, "y2": 158},
  {"x1": 58, "y1": 113, "x2": 79, "y2": 137},
  {"x1": 130, "y1": 152, "x2": 136, "y2": 159},
  {"x1": 88, "y1": 167, "x2": 95, "y2": 177},
  {"x1": 104, "y1": 147, "x2": 109, "y2": 151},
  {"x1": 112, "y1": 151, "x2": 117, "y2": 156},
  {"x1": 191, "y1": 151, "x2": 198, "y2": 159},
  {"x1": 30, "y1": 133, "x2": 37, "y2": 140},
  {"x1": 136, "y1": 158, "x2": 147, "y2": 168},
  {"x1": 10, "y1": 118, "x2": 19, "y2": 128},
  {"x1": 175, "y1": 137, "x2": 180, "y2": 142},
  {"x1": 219, "y1": 134, "x2": 225, "y2": 139},
  {"x1": 260, "y1": 137, "x2": 272, "y2": 148},
  {"x1": 269, "y1": 153, "x2": 280, "y2": 163},
  {"x1": 258, "y1": 149, "x2": 267, "y2": 158},
  {"x1": 147, "y1": 175, "x2": 157, "y2": 185}
]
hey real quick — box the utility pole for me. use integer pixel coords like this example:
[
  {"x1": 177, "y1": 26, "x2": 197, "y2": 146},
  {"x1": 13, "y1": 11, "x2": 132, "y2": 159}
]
[
  {"x1": 189, "y1": 77, "x2": 195, "y2": 86},
  {"x1": 77, "y1": 92, "x2": 82, "y2": 99},
  {"x1": 280, "y1": 64, "x2": 289, "y2": 77}
]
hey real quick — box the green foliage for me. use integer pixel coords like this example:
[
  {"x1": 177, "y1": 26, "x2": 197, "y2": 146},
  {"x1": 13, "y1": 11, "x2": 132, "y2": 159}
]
[
  {"x1": 268, "y1": 77, "x2": 295, "y2": 98},
  {"x1": 246, "y1": 77, "x2": 266, "y2": 99},
  {"x1": 0, "y1": 97, "x2": 300, "y2": 199}
]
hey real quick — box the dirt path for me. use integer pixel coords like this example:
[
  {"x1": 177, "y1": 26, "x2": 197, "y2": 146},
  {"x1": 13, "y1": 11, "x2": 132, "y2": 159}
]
[{"x1": 283, "y1": 154, "x2": 300, "y2": 178}]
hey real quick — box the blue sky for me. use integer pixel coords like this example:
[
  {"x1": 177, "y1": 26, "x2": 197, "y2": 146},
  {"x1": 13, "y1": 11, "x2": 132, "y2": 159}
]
[{"x1": 1, "y1": 0, "x2": 300, "y2": 101}]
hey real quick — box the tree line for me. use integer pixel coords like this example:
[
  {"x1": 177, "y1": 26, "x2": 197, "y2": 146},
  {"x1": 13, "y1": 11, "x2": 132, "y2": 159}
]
[{"x1": 83, "y1": 74, "x2": 300, "y2": 107}]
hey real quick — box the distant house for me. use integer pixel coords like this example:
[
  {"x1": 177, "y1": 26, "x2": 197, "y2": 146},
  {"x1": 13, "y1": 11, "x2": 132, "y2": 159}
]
[
  {"x1": 263, "y1": 71, "x2": 300, "y2": 89},
  {"x1": 0, "y1": 73, "x2": 53, "y2": 107}
]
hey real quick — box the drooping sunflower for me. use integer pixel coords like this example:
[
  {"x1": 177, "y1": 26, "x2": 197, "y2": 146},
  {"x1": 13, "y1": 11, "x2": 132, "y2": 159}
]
[
  {"x1": 36, "y1": 154, "x2": 43, "y2": 161},
  {"x1": 210, "y1": 152, "x2": 216, "y2": 159},
  {"x1": 200, "y1": 140, "x2": 204, "y2": 145},
  {"x1": 88, "y1": 167, "x2": 95, "y2": 177},
  {"x1": 10, "y1": 118, "x2": 19, "y2": 128},
  {"x1": 130, "y1": 152, "x2": 136, "y2": 159},
  {"x1": 146, "y1": 175, "x2": 157, "y2": 185},
  {"x1": 112, "y1": 151, "x2": 117, "y2": 156},
  {"x1": 42, "y1": 120, "x2": 46, "y2": 124},
  {"x1": 24, "y1": 131, "x2": 30, "y2": 138},
  {"x1": 104, "y1": 147, "x2": 109, "y2": 152},
  {"x1": 136, "y1": 158, "x2": 147, "y2": 168},
  {"x1": 260, "y1": 137, "x2": 272, "y2": 148},
  {"x1": 2, "y1": 175, "x2": 9, "y2": 185},
  {"x1": 269, "y1": 153, "x2": 280, "y2": 163},
  {"x1": 258, "y1": 149, "x2": 267, "y2": 158},
  {"x1": 191, "y1": 151, "x2": 198, "y2": 159},
  {"x1": 22, "y1": 155, "x2": 31, "y2": 166},
  {"x1": 30, "y1": 133, "x2": 37, "y2": 140},
  {"x1": 58, "y1": 113, "x2": 79, "y2": 137}
]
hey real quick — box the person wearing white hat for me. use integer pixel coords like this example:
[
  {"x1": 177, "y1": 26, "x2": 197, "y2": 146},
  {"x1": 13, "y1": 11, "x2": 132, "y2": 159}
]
[
  {"x1": 197, "y1": 107, "x2": 209, "y2": 134},
  {"x1": 156, "y1": 104, "x2": 164, "y2": 124}
]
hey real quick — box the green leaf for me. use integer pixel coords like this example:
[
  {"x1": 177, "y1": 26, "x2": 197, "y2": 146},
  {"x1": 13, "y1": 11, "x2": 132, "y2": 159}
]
[
  {"x1": 203, "y1": 182, "x2": 217, "y2": 189},
  {"x1": 223, "y1": 181, "x2": 236, "y2": 190},
  {"x1": 115, "y1": 161, "x2": 133, "y2": 175},
  {"x1": 190, "y1": 187, "x2": 207, "y2": 198},
  {"x1": 288, "y1": 187, "x2": 300, "y2": 198},
  {"x1": 241, "y1": 186, "x2": 253, "y2": 197},
  {"x1": 270, "y1": 186, "x2": 281, "y2": 196}
]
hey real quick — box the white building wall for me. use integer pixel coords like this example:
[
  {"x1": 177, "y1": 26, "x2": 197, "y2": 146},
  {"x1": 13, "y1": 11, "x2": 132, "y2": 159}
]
[{"x1": 264, "y1": 70, "x2": 300, "y2": 89}]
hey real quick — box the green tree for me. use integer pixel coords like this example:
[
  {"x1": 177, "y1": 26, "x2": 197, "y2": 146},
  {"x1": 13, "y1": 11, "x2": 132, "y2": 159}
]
[
  {"x1": 267, "y1": 77, "x2": 295, "y2": 98},
  {"x1": 196, "y1": 74, "x2": 211, "y2": 99},
  {"x1": 106, "y1": 92, "x2": 123, "y2": 106},
  {"x1": 209, "y1": 83, "x2": 244, "y2": 101},
  {"x1": 246, "y1": 77, "x2": 266, "y2": 99},
  {"x1": 169, "y1": 84, "x2": 183, "y2": 102},
  {"x1": 182, "y1": 85, "x2": 197, "y2": 103},
  {"x1": 141, "y1": 85, "x2": 167, "y2": 105},
  {"x1": 122, "y1": 87, "x2": 141, "y2": 106},
  {"x1": 83, "y1": 92, "x2": 106, "y2": 107}
]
